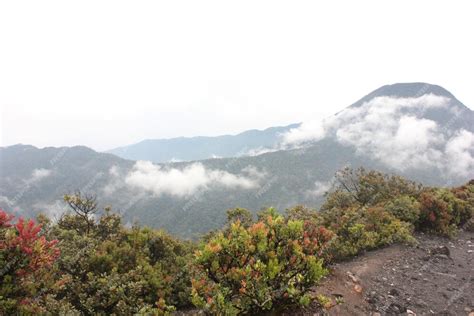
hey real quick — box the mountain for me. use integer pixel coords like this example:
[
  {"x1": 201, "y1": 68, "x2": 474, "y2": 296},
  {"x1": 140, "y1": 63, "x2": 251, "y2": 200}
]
[
  {"x1": 0, "y1": 145, "x2": 134, "y2": 219},
  {"x1": 1, "y1": 83, "x2": 473, "y2": 238},
  {"x1": 107, "y1": 123, "x2": 299, "y2": 163},
  {"x1": 348, "y1": 82, "x2": 473, "y2": 131}
]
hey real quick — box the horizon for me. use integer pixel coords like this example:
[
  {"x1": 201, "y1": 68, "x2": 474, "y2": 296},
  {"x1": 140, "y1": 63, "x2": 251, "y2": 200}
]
[
  {"x1": 2, "y1": 81, "x2": 473, "y2": 152},
  {"x1": 1, "y1": 1, "x2": 474, "y2": 151}
]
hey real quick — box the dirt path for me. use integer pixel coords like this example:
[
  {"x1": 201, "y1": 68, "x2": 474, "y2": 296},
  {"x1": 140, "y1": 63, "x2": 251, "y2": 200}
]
[{"x1": 290, "y1": 230, "x2": 474, "y2": 315}]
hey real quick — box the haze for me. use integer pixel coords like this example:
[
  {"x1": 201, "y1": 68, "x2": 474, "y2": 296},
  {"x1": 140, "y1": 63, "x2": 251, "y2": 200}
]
[{"x1": 1, "y1": 0, "x2": 473, "y2": 151}]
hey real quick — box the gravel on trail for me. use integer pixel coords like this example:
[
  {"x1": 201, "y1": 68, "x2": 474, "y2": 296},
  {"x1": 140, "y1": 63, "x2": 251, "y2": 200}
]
[{"x1": 289, "y1": 230, "x2": 474, "y2": 316}]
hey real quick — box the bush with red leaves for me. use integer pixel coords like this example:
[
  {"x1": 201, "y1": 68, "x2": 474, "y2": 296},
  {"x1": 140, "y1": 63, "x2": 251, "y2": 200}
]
[
  {"x1": 0, "y1": 209, "x2": 60, "y2": 313},
  {"x1": 417, "y1": 187, "x2": 472, "y2": 236}
]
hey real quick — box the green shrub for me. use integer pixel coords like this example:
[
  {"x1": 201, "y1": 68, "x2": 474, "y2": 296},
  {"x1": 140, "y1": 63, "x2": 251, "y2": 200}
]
[
  {"x1": 226, "y1": 207, "x2": 254, "y2": 228},
  {"x1": 48, "y1": 222, "x2": 192, "y2": 314},
  {"x1": 191, "y1": 208, "x2": 333, "y2": 315},
  {"x1": 321, "y1": 206, "x2": 414, "y2": 260},
  {"x1": 320, "y1": 190, "x2": 356, "y2": 211},
  {"x1": 285, "y1": 205, "x2": 320, "y2": 222},
  {"x1": 322, "y1": 167, "x2": 422, "y2": 210},
  {"x1": 384, "y1": 195, "x2": 420, "y2": 224},
  {"x1": 44, "y1": 193, "x2": 193, "y2": 314},
  {"x1": 451, "y1": 181, "x2": 474, "y2": 227}
]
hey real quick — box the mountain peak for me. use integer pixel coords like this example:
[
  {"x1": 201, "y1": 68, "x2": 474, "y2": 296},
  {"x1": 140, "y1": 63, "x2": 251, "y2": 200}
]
[
  {"x1": 352, "y1": 82, "x2": 456, "y2": 106},
  {"x1": 372, "y1": 82, "x2": 454, "y2": 98},
  {"x1": 351, "y1": 82, "x2": 460, "y2": 109}
]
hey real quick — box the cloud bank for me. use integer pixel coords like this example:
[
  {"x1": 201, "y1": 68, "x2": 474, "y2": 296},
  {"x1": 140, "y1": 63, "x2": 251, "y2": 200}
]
[
  {"x1": 281, "y1": 94, "x2": 474, "y2": 178},
  {"x1": 122, "y1": 161, "x2": 263, "y2": 197},
  {"x1": 282, "y1": 119, "x2": 328, "y2": 146},
  {"x1": 444, "y1": 130, "x2": 474, "y2": 177}
]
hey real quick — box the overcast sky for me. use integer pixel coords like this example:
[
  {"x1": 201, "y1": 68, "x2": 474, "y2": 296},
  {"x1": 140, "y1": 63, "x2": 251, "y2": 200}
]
[{"x1": 1, "y1": 1, "x2": 473, "y2": 151}]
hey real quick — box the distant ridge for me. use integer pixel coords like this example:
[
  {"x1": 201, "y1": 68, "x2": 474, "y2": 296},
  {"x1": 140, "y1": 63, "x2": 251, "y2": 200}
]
[{"x1": 106, "y1": 123, "x2": 299, "y2": 163}]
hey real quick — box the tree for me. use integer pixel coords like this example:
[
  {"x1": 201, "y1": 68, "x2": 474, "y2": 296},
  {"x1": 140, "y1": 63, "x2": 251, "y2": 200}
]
[
  {"x1": 60, "y1": 191, "x2": 98, "y2": 234},
  {"x1": 322, "y1": 167, "x2": 422, "y2": 210},
  {"x1": 226, "y1": 208, "x2": 253, "y2": 227}
]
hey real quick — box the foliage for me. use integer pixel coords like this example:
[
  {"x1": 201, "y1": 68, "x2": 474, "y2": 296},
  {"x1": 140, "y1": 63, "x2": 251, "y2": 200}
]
[
  {"x1": 47, "y1": 196, "x2": 193, "y2": 315},
  {"x1": 0, "y1": 210, "x2": 60, "y2": 314},
  {"x1": 320, "y1": 206, "x2": 414, "y2": 260},
  {"x1": 226, "y1": 208, "x2": 254, "y2": 228},
  {"x1": 417, "y1": 185, "x2": 474, "y2": 236},
  {"x1": 1, "y1": 192, "x2": 193, "y2": 315},
  {"x1": 322, "y1": 167, "x2": 422, "y2": 210},
  {"x1": 285, "y1": 205, "x2": 320, "y2": 223},
  {"x1": 191, "y1": 208, "x2": 333, "y2": 314},
  {"x1": 0, "y1": 173, "x2": 472, "y2": 314},
  {"x1": 62, "y1": 191, "x2": 98, "y2": 235},
  {"x1": 319, "y1": 170, "x2": 474, "y2": 259},
  {"x1": 384, "y1": 195, "x2": 420, "y2": 225},
  {"x1": 316, "y1": 294, "x2": 332, "y2": 309},
  {"x1": 450, "y1": 181, "x2": 474, "y2": 228}
]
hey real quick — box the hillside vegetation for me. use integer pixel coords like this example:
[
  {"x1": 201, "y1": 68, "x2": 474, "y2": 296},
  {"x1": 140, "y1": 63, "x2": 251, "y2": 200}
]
[{"x1": 1, "y1": 168, "x2": 473, "y2": 315}]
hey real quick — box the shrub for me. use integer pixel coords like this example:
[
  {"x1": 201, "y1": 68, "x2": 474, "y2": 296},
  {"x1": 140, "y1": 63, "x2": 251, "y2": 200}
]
[
  {"x1": 320, "y1": 190, "x2": 356, "y2": 212},
  {"x1": 384, "y1": 195, "x2": 420, "y2": 224},
  {"x1": 417, "y1": 188, "x2": 472, "y2": 236},
  {"x1": 451, "y1": 181, "x2": 474, "y2": 227},
  {"x1": 0, "y1": 210, "x2": 60, "y2": 314},
  {"x1": 226, "y1": 208, "x2": 254, "y2": 228},
  {"x1": 321, "y1": 206, "x2": 414, "y2": 260},
  {"x1": 465, "y1": 218, "x2": 474, "y2": 232},
  {"x1": 191, "y1": 208, "x2": 333, "y2": 315},
  {"x1": 322, "y1": 167, "x2": 422, "y2": 210},
  {"x1": 48, "y1": 214, "x2": 192, "y2": 314},
  {"x1": 285, "y1": 205, "x2": 320, "y2": 222}
]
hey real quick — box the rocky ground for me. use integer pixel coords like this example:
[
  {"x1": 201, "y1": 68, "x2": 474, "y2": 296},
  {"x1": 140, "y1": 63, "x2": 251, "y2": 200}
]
[{"x1": 291, "y1": 230, "x2": 474, "y2": 316}]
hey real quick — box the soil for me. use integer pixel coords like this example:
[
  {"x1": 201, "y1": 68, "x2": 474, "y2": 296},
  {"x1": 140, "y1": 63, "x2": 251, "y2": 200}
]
[{"x1": 289, "y1": 230, "x2": 474, "y2": 316}]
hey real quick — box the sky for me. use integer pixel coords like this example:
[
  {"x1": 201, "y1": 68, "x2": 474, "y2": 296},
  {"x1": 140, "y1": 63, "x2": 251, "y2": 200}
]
[{"x1": 1, "y1": 1, "x2": 473, "y2": 151}]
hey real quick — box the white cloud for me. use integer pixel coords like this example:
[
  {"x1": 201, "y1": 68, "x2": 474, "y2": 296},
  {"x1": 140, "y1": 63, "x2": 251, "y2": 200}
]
[
  {"x1": 281, "y1": 94, "x2": 449, "y2": 148},
  {"x1": 102, "y1": 166, "x2": 125, "y2": 195},
  {"x1": 243, "y1": 147, "x2": 280, "y2": 156},
  {"x1": 307, "y1": 181, "x2": 332, "y2": 197},
  {"x1": 30, "y1": 168, "x2": 52, "y2": 182},
  {"x1": 241, "y1": 165, "x2": 267, "y2": 180},
  {"x1": 280, "y1": 93, "x2": 473, "y2": 178},
  {"x1": 124, "y1": 161, "x2": 262, "y2": 197},
  {"x1": 336, "y1": 115, "x2": 444, "y2": 170},
  {"x1": 109, "y1": 165, "x2": 120, "y2": 177},
  {"x1": 168, "y1": 158, "x2": 183, "y2": 163},
  {"x1": 445, "y1": 129, "x2": 474, "y2": 177},
  {"x1": 281, "y1": 120, "x2": 327, "y2": 146},
  {"x1": 333, "y1": 95, "x2": 455, "y2": 171}
]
